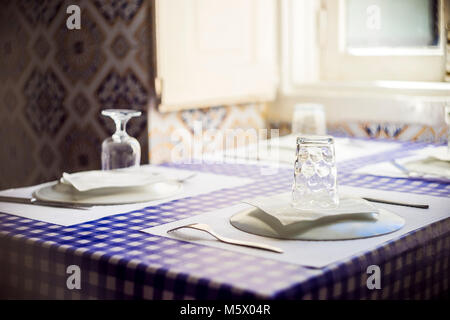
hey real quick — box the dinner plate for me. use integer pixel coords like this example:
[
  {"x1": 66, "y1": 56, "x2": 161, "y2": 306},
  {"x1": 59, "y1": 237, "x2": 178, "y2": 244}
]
[
  {"x1": 34, "y1": 180, "x2": 183, "y2": 205},
  {"x1": 230, "y1": 206, "x2": 405, "y2": 240}
]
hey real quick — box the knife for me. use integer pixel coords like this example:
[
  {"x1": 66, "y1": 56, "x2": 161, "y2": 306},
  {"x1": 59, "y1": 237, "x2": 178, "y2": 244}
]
[
  {"x1": 0, "y1": 196, "x2": 92, "y2": 210},
  {"x1": 362, "y1": 197, "x2": 429, "y2": 209}
]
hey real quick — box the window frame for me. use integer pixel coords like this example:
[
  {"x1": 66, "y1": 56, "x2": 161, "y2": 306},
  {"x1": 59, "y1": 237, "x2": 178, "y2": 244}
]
[{"x1": 279, "y1": 0, "x2": 449, "y2": 94}]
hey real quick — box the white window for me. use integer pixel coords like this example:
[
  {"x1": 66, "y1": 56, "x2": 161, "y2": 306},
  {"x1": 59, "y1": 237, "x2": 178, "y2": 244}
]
[
  {"x1": 276, "y1": 0, "x2": 449, "y2": 126},
  {"x1": 322, "y1": 0, "x2": 446, "y2": 82},
  {"x1": 282, "y1": 0, "x2": 447, "y2": 88}
]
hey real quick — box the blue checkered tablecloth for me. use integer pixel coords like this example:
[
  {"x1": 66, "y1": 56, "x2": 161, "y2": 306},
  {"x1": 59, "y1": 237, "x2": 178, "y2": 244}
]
[{"x1": 0, "y1": 139, "x2": 449, "y2": 299}]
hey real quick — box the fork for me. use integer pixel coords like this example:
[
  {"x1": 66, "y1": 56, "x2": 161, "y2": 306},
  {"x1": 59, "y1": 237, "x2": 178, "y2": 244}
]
[{"x1": 167, "y1": 223, "x2": 283, "y2": 253}]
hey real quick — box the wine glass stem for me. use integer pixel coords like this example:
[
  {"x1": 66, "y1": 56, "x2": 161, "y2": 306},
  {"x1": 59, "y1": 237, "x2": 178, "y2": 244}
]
[{"x1": 115, "y1": 118, "x2": 128, "y2": 135}]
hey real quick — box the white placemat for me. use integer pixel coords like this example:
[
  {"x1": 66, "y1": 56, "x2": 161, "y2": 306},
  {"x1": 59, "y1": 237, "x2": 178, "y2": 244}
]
[
  {"x1": 142, "y1": 186, "x2": 450, "y2": 268},
  {"x1": 354, "y1": 146, "x2": 450, "y2": 182},
  {"x1": 0, "y1": 166, "x2": 253, "y2": 226}
]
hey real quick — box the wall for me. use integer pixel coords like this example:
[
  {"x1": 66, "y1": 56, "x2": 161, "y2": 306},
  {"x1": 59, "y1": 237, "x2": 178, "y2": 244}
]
[
  {"x1": 0, "y1": 0, "x2": 267, "y2": 189},
  {"x1": 0, "y1": 0, "x2": 156, "y2": 189},
  {"x1": 0, "y1": 1, "x2": 445, "y2": 189}
]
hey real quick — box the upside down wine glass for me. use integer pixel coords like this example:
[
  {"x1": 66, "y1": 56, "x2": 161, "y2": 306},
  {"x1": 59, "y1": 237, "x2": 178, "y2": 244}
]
[{"x1": 101, "y1": 109, "x2": 142, "y2": 170}]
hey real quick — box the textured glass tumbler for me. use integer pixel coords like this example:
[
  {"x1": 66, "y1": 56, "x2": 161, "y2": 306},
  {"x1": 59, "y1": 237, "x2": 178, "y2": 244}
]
[
  {"x1": 292, "y1": 135, "x2": 339, "y2": 209},
  {"x1": 101, "y1": 109, "x2": 142, "y2": 170}
]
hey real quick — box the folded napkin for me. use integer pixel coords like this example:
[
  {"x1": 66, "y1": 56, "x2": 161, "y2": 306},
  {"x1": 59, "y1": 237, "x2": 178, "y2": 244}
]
[
  {"x1": 354, "y1": 146, "x2": 450, "y2": 181},
  {"x1": 61, "y1": 167, "x2": 187, "y2": 192},
  {"x1": 243, "y1": 192, "x2": 379, "y2": 226},
  {"x1": 416, "y1": 146, "x2": 450, "y2": 162}
]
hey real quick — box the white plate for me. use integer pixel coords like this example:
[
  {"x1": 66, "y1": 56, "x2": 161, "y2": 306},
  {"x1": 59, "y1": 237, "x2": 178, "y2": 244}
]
[
  {"x1": 34, "y1": 180, "x2": 182, "y2": 205},
  {"x1": 230, "y1": 206, "x2": 404, "y2": 240}
]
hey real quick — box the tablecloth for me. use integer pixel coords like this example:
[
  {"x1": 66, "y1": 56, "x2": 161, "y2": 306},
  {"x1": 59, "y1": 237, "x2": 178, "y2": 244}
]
[{"x1": 0, "y1": 139, "x2": 449, "y2": 299}]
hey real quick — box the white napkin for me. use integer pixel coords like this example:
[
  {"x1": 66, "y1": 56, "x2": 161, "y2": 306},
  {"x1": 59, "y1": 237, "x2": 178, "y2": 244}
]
[
  {"x1": 61, "y1": 167, "x2": 191, "y2": 192},
  {"x1": 355, "y1": 146, "x2": 450, "y2": 181},
  {"x1": 243, "y1": 192, "x2": 379, "y2": 226},
  {"x1": 416, "y1": 146, "x2": 450, "y2": 162}
]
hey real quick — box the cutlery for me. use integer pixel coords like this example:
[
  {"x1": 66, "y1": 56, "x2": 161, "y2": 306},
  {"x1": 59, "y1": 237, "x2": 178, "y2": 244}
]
[
  {"x1": 167, "y1": 223, "x2": 283, "y2": 253},
  {"x1": 390, "y1": 160, "x2": 424, "y2": 178},
  {"x1": 176, "y1": 173, "x2": 197, "y2": 183},
  {"x1": 0, "y1": 196, "x2": 92, "y2": 210},
  {"x1": 362, "y1": 197, "x2": 429, "y2": 209}
]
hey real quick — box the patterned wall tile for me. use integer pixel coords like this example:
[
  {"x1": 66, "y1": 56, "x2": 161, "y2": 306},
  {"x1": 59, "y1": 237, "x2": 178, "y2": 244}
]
[
  {"x1": 54, "y1": 7, "x2": 106, "y2": 85},
  {"x1": 94, "y1": 0, "x2": 144, "y2": 24},
  {"x1": 17, "y1": 0, "x2": 63, "y2": 27},
  {"x1": 148, "y1": 103, "x2": 268, "y2": 164},
  {"x1": 58, "y1": 123, "x2": 102, "y2": 173},
  {"x1": 2, "y1": 89, "x2": 19, "y2": 117},
  {"x1": 32, "y1": 35, "x2": 51, "y2": 61},
  {"x1": 0, "y1": 0, "x2": 154, "y2": 188},
  {"x1": 96, "y1": 68, "x2": 149, "y2": 138},
  {"x1": 23, "y1": 68, "x2": 67, "y2": 137},
  {"x1": 327, "y1": 122, "x2": 448, "y2": 143},
  {"x1": 179, "y1": 106, "x2": 228, "y2": 133},
  {"x1": 110, "y1": 33, "x2": 131, "y2": 59},
  {"x1": 134, "y1": 16, "x2": 152, "y2": 71},
  {"x1": 0, "y1": 118, "x2": 36, "y2": 187},
  {"x1": 0, "y1": 10, "x2": 30, "y2": 82},
  {"x1": 39, "y1": 144, "x2": 56, "y2": 169}
]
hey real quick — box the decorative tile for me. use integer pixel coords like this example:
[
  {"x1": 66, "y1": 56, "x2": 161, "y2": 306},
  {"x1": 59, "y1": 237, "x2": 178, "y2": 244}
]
[
  {"x1": 134, "y1": 17, "x2": 152, "y2": 70},
  {"x1": 179, "y1": 106, "x2": 228, "y2": 133},
  {"x1": 54, "y1": 8, "x2": 106, "y2": 85},
  {"x1": 96, "y1": 68, "x2": 148, "y2": 138},
  {"x1": 2, "y1": 89, "x2": 19, "y2": 115},
  {"x1": 17, "y1": 0, "x2": 63, "y2": 26},
  {"x1": 410, "y1": 126, "x2": 440, "y2": 143},
  {"x1": 148, "y1": 103, "x2": 268, "y2": 164},
  {"x1": 17, "y1": 0, "x2": 63, "y2": 27},
  {"x1": 39, "y1": 144, "x2": 55, "y2": 169},
  {"x1": 359, "y1": 123, "x2": 408, "y2": 139},
  {"x1": 327, "y1": 122, "x2": 447, "y2": 144},
  {"x1": 148, "y1": 106, "x2": 188, "y2": 164},
  {"x1": 0, "y1": 118, "x2": 36, "y2": 189},
  {"x1": 94, "y1": 0, "x2": 144, "y2": 24},
  {"x1": 32, "y1": 35, "x2": 51, "y2": 60},
  {"x1": 110, "y1": 33, "x2": 131, "y2": 59},
  {"x1": 23, "y1": 68, "x2": 67, "y2": 137},
  {"x1": 220, "y1": 104, "x2": 267, "y2": 131},
  {"x1": 71, "y1": 93, "x2": 91, "y2": 119},
  {"x1": 0, "y1": 0, "x2": 153, "y2": 189},
  {"x1": 0, "y1": 10, "x2": 30, "y2": 82},
  {"x1": 58, "y1": 123, "x2": 102, "y2": 173}
]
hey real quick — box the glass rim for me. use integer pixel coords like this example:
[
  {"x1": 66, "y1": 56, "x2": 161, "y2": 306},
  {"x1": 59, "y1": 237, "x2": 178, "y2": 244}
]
[{"x1": 296, "y1": 135, "x2": 334, "y2": 145}]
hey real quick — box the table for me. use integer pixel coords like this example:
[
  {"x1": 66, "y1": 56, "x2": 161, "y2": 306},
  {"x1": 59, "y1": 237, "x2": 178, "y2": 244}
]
[{"x1": 0, "y1": 139, "x2": 449, "y2": 299}]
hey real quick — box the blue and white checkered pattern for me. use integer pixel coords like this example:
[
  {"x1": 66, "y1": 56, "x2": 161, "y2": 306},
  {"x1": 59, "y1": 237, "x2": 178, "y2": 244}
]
[{"x1": 0, "y1": 139, "x2": 449, "y2": 299}]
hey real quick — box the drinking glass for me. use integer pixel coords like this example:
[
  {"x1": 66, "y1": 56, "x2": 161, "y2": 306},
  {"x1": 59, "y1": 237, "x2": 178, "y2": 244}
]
[
  {"x1": 292, "y1": 135, "x2": 338, "y2": 209},
  {"x1": 291, "y1": 103, "x2": 326, "y2": 135},
  {"x1": 101, "y1": 109, "x2": 142, "y2": 170}
]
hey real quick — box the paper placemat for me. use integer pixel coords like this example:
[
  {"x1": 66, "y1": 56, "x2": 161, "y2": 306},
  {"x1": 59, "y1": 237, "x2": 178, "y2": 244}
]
[
  {"x1": 354, "y1": 149, "x2": 450, "y2": 182},
  {"x1": 0, "y1": 166, "x2": 253, "y2": 226},
  {"x1": 142, "y1": 186, "x2": 450, "y2": 268}
]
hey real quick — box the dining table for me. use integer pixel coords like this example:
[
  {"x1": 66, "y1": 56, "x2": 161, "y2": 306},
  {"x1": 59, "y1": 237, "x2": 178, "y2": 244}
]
[{"x1": 0, "y1": 137, "x2": 449, "y2": 300}]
